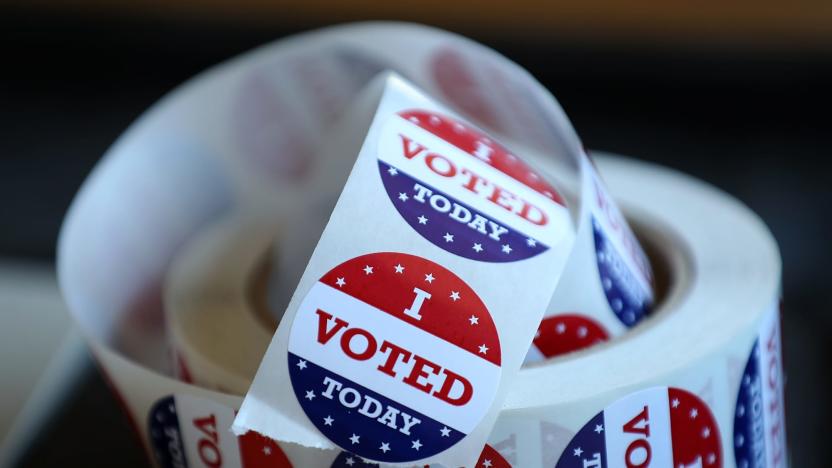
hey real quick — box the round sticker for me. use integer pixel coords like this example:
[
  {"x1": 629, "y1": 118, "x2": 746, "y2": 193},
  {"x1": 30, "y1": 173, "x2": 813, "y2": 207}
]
[
  {"x1": 287, "y1": 252, "x2": 501, "y2": 463},
  {"x1": 377, "y1": 109, "x2": 569, "y2": 262},
  {"x1": 733, "y1": 323, "x2": 787, "y2": 468},
  {"x1": 532, "y1": 314, "x2": 609, "y2": 358},
  {"x1": 555, "y1": 387, "x2": 722, "y2": 468},
  {"x1": 149, "y1": 395, "x2": 292, "y2": 468},
  {"x1": 476, "y1": 444, "x2": 512, "y2": 468},
  {"x1": 592, "y1": 217, "x2": 652, "y2": 327}
]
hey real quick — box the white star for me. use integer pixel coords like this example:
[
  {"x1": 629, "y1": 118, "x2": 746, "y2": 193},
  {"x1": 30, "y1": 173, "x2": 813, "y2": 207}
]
[
  {"x1": 363, "y1": 265, "x2": 374, "y2": 275},
  {"x1": 501, "y1": 244, "x2": 512, "y2": 254},
  {"x1": 388, "y1": 167, "x2": 398, "y2": 176},
  {"x1": 305, "y1": 390, "x2": 315, "y2": 400},
  {"x1": 440, "y1": 427, "x2": 451, "y2": 437},
  {"x1": 702, "y1": 426, "x2": 711, "y2": 438},
  {"x1": 408, "y1": 116, "x2": 420, "y2": 124},
  {"x1": 672, "y1": 398, "x2": 680, "y2": 408},
  {"x1": 478, "y1": 344, "x2": 489, "y2": 354},
  {"x1": 335, "y1": 277, "x2": 346, "y2": 287},
  {"x1": 443, "y1": 232, "x2": 454, "y2": 242},
  {"x1": 473, "y1": 243, "x2": 483, "y2": 252},
  {"x1": 469, "y1": 315, "x2": 479, "y2": 325},
  {"x1": 450, "y1": 291, "x2": 460, "y2": 301},
  {"x1": 429, "y1": 115, "x2": 441, "y2": 125},
  {"x1": 453, "y1": 123, "x2": 465, "y2": 133},
  {"x1": 411, "y1": 439, "x2": 422, "y2": 450},
  {"x1": 379, "y1": 442, "x2": 390, "y2": 453},
  {"x1": 526, "y1": 238, "x2": 537, "y2": 247},
  {"x1": 690, "y1": 408, "x2": 699, "y2": 419},
  {"x1": 424, "y1": 273, "x2": 435, "y2": 283},
  {"x1": 324, "y1": 416, "x2": 334, "y2": 426},
  {"x1": 594, "y1": 424, "x2": 604, "y2": 434},
  {"x1": 577, "y1": 326, "x2": 588, "y2": 338},
  {"x1": 345, "y1": 457, "x2": 355, "y2": 466},
  {"x1": 349, "y1": 434, "x2": 360, "y2": 444},
  {"x1": 398, "y1": 192, "x2": 408, "y2": 202},
  {"x1": 556, "y1": 322, "x2": 566, "y2": 334},
  {"x1": 573, "y1": 447, "x2": 583, "y2": 457},
  {"x1": 263, "y1": 446, "x2": 271, "y2": 455},
  {"x1": 535, "y1": 329, "x2": 541, "y2": 339},
  {"x1": 296, "y1": 359, "x2": 307, "y2": 370},
  {"x1": 707, "y1": 453, "x2": 717, "y2": 464},
  {"x1": 394, "y1": 264, "x2": 404, "y2": 274},
  {"x1": 482, "y1": 460, "x2": 493, "y2": 467},
  {"x1": 417, "y1": 215, "x2": 428, "y2": 225}
]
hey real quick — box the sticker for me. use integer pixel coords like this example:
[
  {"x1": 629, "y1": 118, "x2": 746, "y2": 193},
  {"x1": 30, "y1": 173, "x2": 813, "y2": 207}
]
[
  {"x1": 149, "y1": 394, "x2": 292, "y2": 468},
  {"x1": 555, "y1": 387, "x2": 722, "y2": 468},
  {"x1": 532, "y1": 314, "x2": 609, "y2": 358},
  {"x1": 733, "y1": 310, "x2": 787, "y2": 468},
  {"x1": 287, "y1": 252, "x2": 501, "y2": 462},
  {"x1": 476, "y1": 444, "x2": 512, "y2": 468},
  {"x1": 377, "y1": 109, "x2": 569, "y2": 262},
  {"x1": 587, "y1": 161, "x2": 654, "y2": 326}
]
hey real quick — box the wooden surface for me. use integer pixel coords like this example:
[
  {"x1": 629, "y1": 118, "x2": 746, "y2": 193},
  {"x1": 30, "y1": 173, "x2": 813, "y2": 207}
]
[{"x1": 16, "y1": 0, "x2": 832, "y2": 48}]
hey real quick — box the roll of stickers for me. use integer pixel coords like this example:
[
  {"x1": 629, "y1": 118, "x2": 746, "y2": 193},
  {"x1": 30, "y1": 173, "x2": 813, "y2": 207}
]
[{"x1": 56, "y1": 22, "x2": 787, "y2": 468}]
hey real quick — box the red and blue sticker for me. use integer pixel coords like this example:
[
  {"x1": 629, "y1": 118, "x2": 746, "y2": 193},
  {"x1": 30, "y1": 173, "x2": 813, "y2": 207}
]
[
  {"x1": 149, "y1": 394, "x2": 292, "y2": 468},
  {"x1": 377, "y1": 109, "x2": 569, "y2": 262},
  {"x1": 555, "y1": 387, "x2": 722, "y2": 468},
  {"x1": 532, "y1": 314, "x2": 610, "y2": 358},
  {"x1": 587, "y1": 165, "x2": 654, "y2": 328},
  {"x1": 287, "y1": 252, "x2": 501, "y2": 463},
  {"x1": 733, "y1": 312, "x2": 787, "y2": 468}
]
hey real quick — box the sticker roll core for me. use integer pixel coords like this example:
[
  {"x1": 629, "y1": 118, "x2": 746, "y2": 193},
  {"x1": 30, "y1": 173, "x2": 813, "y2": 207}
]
[{"x1": 57, "y1": 22, "x2": 787, "y2": 468}]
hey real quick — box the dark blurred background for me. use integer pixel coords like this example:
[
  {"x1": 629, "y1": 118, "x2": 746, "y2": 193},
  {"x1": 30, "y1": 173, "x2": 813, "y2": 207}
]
[{"x1": 1, "y1": 1, "x2": 829, "y2": 466}]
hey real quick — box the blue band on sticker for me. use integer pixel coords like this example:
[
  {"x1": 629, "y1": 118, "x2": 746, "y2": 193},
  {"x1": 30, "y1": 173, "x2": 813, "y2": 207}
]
[
  {"x1": 734, "y1": 340, "x2": 766, "y2": 468},
  {"x1": 149, "y1": 396, "x2": 190, "y2": 468},
  {"x1": 288, "y1": 352, "x2": 464, "y2": 462},
  {"x1": 330, "y1": 451, "x2": 378, "y2": 467},
  {"x1": 379, "y1": 161, "x2": 547, "y2": 262}
]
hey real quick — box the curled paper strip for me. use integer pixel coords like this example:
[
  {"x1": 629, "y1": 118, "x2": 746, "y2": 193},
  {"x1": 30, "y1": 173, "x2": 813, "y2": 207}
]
[{"x1": 57, "y1": 23, "x2": 787, "y2": 468}]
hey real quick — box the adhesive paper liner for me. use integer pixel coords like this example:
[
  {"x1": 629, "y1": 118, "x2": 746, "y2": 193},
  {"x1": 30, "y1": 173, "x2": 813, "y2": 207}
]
[{"x1": 55, "y1": 22, "x2": 787, "y2": 468}]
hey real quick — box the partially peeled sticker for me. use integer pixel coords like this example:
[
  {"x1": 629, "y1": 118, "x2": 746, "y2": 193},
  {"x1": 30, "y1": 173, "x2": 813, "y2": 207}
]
[{"x1": 232, "y1": 74, "x2": 577, "y2": 467}]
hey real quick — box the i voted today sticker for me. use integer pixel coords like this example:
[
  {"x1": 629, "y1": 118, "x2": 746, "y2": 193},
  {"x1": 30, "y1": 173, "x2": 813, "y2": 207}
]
[
  {"x1": 377, "y1": 109, "x2": 570, "y2": 262},
  {"x1": 555, "y1": 386, "x2": 722, "y2": 468},
  {"x1": 149, "y1": 394, "x2": 292, "y2": 468},
  {"x1": 532, "y1": 314, "x2": 610, "y2": 358},
  {"x1": 585, "y1": 161, "x2": 654, "y2": 327},
  {"x1": 287, "y1": 252, "x2": 501, "y2": 463},
  {"x1": 733, "y1": 308, "x2": 787, "y2": 468}
]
